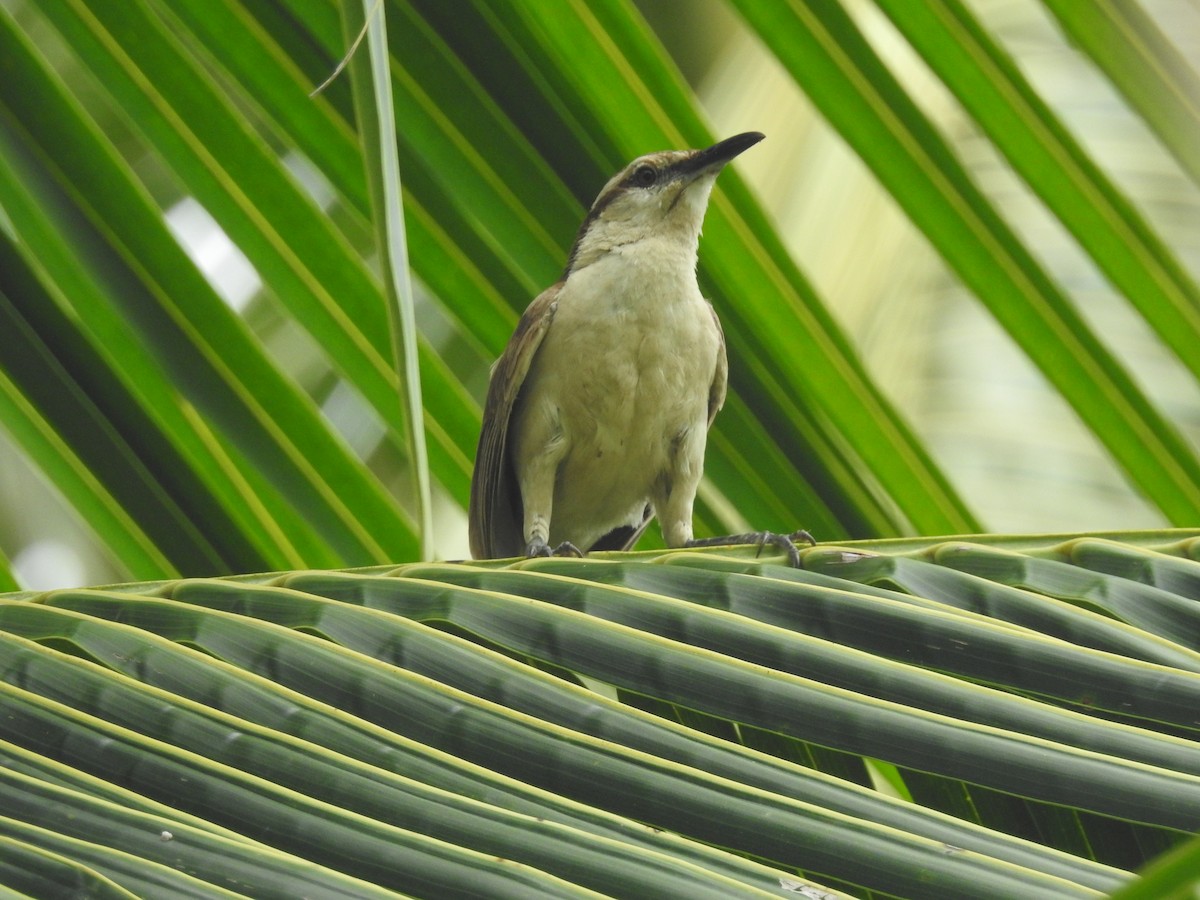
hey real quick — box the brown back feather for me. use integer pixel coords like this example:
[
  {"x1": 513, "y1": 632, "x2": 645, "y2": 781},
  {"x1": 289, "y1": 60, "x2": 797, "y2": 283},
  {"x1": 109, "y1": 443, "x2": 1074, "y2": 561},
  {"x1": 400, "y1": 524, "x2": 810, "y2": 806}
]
[{"x1": 468, "y1": 284, "x2": 562, "y2": 559}]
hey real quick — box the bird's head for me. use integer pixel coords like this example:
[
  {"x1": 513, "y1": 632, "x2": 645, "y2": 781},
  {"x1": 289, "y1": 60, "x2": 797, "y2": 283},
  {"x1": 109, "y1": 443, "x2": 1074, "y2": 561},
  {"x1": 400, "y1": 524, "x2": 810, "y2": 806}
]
[{"x1": 565, "y1": 132, "x2": 764, "y2": 274}]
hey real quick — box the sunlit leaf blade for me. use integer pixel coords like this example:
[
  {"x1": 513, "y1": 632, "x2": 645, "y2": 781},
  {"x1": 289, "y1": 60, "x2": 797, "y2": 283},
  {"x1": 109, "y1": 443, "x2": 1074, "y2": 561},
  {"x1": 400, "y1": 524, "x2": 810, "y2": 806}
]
[
  {"x1": 0, "y1": 755, "x2": 404, "y2": 899},
  {"x1": 728, "y1": 0, "x2": 1200, "y2": 524},
  {"x1": 0, "y1": 603, "x2": 832, "y2": 893},
  {"x1": 1042, "y1": 537, "x2": 1200, "y2": 601},
  {"x1": 0, "y1": 632, "x2": 788, "y2": 898},
  {"x1": 0, "y1": 678, "x2": 608, "y2": 898},
  {"x1": 0, "y1": 131, "x2": 299, "y2": 575},
  {"x1": 159, "y1": 0, "x2": 543, "y2": 509},
  {"x1": 0, "y1": 601, "x2": 1101, "y2": 892},
  {"x1": 916, "y1": 543, "x2": 1200, "y2": 648},
  {"x1": 498, "y1": 556, "x2": 1200, "y2": 737},
  {"x1": 0, "y1": 83, "x2": 274, "y2": 574},
  {"x1": 11, "y1": 532, "x2": 1192, "y2": 894},
  {"x1": 0, "y1": 5, "x2": 414, "y2": 568},
  {"x1": 801, "y1": 545, "x2": 1200, "y2": 671},
  {"x1": 7, "y1": 586, "x2": 1114, "y2": 898},
  {"x1": 0, "y1": 367, "x2": 174, "y2": 582},
  {"x1": 338, "y1": 0, "x2": 433, "y2": 558},
  {"x1": 872, "y1": 0, "x2": 1200, "y2": 385},
  {"x1": 275, "y1": 571, "x2": 1200, "y2": 834},
  {"x1": 1041, "y1": 0, "x2": 1200, "y2": 188},
  {"x1": 0, "y1": 833, "x2": 141, "y2": 900}
]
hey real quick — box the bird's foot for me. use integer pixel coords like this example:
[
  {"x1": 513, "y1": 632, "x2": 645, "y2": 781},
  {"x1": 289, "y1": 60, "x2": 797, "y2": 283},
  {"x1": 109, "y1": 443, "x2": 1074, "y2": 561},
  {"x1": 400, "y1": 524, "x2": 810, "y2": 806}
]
[
  {"x1": 790, "y1": 529, "x2": 817, "y2": 547},
  {"x1": 684, "y1": 529, "x2": 815, "y2": 568},
  {"x1": 524, "y1": 538, "x2": 585, "y2": 559}
]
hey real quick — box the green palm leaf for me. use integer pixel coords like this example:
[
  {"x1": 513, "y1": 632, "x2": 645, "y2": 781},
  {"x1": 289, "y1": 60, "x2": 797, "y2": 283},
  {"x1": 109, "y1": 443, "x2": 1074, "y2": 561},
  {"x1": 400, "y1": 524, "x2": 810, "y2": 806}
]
[{"x1": 6, "y1": 534, "x2": 1199, "y2": 895}]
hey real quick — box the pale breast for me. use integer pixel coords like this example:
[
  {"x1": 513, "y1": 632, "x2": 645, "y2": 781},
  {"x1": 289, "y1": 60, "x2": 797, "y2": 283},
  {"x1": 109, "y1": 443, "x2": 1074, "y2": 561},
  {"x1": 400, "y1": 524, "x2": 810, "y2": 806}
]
[{"x1": 529, "y1": 254, "x2": 722, "y2": 547}]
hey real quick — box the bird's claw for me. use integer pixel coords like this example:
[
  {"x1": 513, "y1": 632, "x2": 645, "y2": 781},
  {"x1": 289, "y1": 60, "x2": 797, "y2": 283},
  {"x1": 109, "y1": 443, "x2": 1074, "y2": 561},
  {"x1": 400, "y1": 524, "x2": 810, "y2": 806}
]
[
  {"x1": 685, "y1": 529, "x2": 815, "y2": 567},
  {"x1": 753, "y1": 531, "x2": 803, "y2": 568},
  {"x1": 524, "y1": 539, "x2": 584, "y2": 559},
  {"x1": 525, "y1": 539, "x2": 551, "y2": 558},
  {"x1": 791, "y1": 529, "x2": 816, "y2": 547}
]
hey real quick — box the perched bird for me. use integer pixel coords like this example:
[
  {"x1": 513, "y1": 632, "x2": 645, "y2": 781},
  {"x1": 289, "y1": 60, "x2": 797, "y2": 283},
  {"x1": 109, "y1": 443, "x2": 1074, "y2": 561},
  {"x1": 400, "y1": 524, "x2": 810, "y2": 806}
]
[{"x1": 469, "y1": 132, "x2": 810, "y2": 564}]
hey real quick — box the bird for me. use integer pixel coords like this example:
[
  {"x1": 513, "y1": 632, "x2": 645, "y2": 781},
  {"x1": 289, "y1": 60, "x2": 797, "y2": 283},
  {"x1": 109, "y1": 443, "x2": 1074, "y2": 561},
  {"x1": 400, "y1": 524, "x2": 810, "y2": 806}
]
[{"x1": 469, "y1": 132, "x2": 811, "y2": 565}]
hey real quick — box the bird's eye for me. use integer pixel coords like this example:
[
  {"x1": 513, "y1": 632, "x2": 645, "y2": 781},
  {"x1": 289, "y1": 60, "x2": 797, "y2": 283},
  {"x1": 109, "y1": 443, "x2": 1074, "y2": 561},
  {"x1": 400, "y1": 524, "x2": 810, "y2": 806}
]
[{"x1": 632, "y1": 164, "x2": 657, "y2": 187}]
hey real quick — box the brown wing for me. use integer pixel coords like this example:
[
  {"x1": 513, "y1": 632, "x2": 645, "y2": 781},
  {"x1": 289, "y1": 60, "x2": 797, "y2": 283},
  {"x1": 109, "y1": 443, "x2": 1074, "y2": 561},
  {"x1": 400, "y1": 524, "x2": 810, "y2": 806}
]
[{"x1": 468, "y1": 283, "x2": 562, "y2": 559}]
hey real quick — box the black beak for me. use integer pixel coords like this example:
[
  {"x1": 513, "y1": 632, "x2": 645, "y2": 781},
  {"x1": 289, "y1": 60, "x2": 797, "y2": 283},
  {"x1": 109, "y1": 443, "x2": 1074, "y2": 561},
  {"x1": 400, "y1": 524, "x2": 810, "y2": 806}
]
[{"x1": 682, "y1": 131, "x2": 765, "y2": 176}]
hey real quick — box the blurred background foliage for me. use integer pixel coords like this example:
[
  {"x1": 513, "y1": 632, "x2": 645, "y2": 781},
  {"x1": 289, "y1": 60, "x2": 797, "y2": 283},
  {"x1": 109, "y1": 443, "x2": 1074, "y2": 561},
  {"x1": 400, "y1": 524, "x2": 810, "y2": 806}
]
[{"x1": 1, "y1": 0, "x2": 1200, "y2": 591}]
